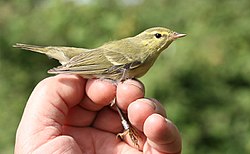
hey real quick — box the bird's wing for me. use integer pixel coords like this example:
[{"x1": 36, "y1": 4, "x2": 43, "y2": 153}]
[
  {"x1": 48, "y1": 48, "x2": 112, "y2": 74},
  {"x1": 49, "y1": 40, "x2": 149, "y2": 75},
  {"x1": 102, "y1": 38, "x2": 150, "y2": 70},
  {"x1": 102, "y1": 48, "x2": 144, "y2": 74}
]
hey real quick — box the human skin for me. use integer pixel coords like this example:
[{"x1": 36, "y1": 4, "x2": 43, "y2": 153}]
[{"x1": 15, "y1": 74, "x2": 181, "y2": 154}]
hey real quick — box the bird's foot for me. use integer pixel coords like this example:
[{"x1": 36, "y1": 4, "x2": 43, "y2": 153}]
[{"x1": 117, "y1": 126, "x2": 140, "y2": 148}]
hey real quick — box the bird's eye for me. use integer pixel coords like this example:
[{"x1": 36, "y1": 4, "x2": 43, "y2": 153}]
[{"x1": 154, "y1": 33, "x2": 162, "y2": 39}]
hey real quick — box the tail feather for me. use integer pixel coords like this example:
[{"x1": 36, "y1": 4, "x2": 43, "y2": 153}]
[
  {"x1": 13, "y1": 43, "x2": 89, "y2": 65},
  {"x1": 13, "y1": 43, "x2": 48, "y2": 54},
  {"x1": 13, "y1": 43, "x2": 71, "y2": 64}
]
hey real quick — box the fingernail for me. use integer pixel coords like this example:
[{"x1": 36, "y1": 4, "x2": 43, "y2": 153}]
[
  {"x1": 165, "y1": 118, "x2": 172, "y2": 124},
  {"x1": 148, "y1": 98, "x2": 167, "y2": 118},
  {"x1": 144, "y1": 98, "x2": 157, "y2": 110}
]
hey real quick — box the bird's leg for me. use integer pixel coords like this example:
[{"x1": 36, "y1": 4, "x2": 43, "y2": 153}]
[
  {"x1": 114, "y1": 102, "x2": 140, "y2": 148},
  {"x1": 119, "y1": 68, "x2": 127, "y2": 82},
  {"x1": 109, "y1": 68, "x2": 140, "y2": 148}
]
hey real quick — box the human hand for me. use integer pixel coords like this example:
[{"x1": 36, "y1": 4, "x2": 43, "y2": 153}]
[{"x1": 15, "y1": 74, "x2": 181, "y2": 154}]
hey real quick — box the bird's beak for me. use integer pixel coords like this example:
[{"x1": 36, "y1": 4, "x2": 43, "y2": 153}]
[{"x1": 172, "y1": 32, "x2": 187, "y2": 39}]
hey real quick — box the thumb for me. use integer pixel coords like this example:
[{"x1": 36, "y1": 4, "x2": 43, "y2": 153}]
[{"x1": 15, "y1": 74, "x2": 86, "y2": 152}]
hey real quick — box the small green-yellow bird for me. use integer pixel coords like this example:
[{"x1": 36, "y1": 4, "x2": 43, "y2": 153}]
[
  {"x1": 14, "y1": 27, "x2": 186, "y2": 81},
  {"x1": 14, "y1": 27, "x2": 186, "y2": 147}
]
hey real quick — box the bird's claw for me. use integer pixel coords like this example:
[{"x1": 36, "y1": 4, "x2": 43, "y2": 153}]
[{"x1": 117, "y1": 127, "x2": 140, "y2": 148}]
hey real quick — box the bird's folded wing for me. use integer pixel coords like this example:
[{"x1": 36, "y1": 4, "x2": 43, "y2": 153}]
[{"x1": 49, "y1": 46, "x2": 147, "y2": 75}]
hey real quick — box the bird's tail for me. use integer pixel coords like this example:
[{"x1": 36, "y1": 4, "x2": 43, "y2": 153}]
[
  {"x1": 13, "y1": 43, "x2": 74, "y2": 65},
  {"x1": 13, "y1": 43, "x2": 49, "y2": 54},
  {"x1": 13, "y1": 43, "x2": 90, "y2": 65}
]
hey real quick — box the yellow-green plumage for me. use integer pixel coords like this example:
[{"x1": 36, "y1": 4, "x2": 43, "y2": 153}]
[{"x1": 13, "y1": 27, "x2": 186, "y2": 81}]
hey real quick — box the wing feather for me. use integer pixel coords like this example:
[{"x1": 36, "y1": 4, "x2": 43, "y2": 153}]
[{"x1": 49, "y1": 38, "x2": 150, "y2": 76}]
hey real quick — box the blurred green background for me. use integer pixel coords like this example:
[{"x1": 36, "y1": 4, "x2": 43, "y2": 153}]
[{"x1": 1, "y1": 0, "x2": 250, "y2": 153}]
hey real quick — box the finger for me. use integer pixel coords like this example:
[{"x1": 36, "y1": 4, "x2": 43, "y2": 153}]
[
  {"x1": 116, "y1": 79, "x2": 145, "y2": 111},
  {"x1": 127, "y1": 98, "x2": 166, "y2": 131},
  {"x1": 23, "y1": 74, "x2": 85, "y2": 125},
  {"x1": 92, "y1": 106, "x2": 123, "y2": 133},
  {"x1": 63, "y1": 79, "x2": 117, "y2": 126},
  {"x1": 16, "y1": 74, "x2": 86, "y2": 150},
  {"x1": 122, "y1": 98, "x2": 167, "y2": 149},
  {"x1": 64, "y1": 105, "x2": 96, "y2": 127},
  {"x1": 144, "y1": 114, "x2": 182, "y2": 154},
  {"x1": 81, "y1": 79, "x2": 116, "y2": 111},
  {"x1": 148, "y1": 98, "x2": 167, "y2": 117}
]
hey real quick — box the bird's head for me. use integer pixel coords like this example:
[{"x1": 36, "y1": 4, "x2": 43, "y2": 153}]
[{"x1": 136, "y1": 27, "x2": 186, "y2": 53}]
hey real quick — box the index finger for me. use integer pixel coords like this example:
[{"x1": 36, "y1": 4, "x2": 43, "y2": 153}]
[{"x1": 116, "y1": 79, "x2": 145, "y2": 111}]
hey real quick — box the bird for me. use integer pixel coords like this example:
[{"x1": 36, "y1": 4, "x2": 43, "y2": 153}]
[{"x1": 13, "y1": 27, "x2": 186, "y2": 148}]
